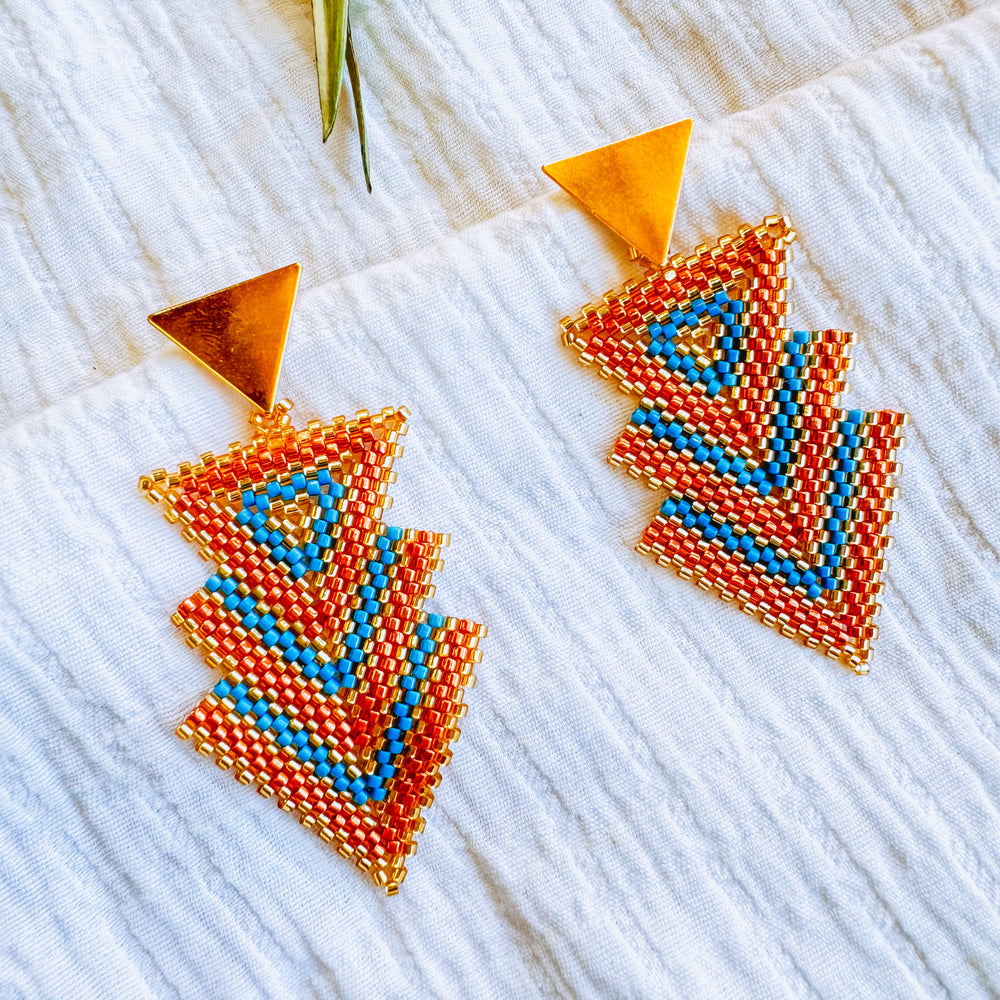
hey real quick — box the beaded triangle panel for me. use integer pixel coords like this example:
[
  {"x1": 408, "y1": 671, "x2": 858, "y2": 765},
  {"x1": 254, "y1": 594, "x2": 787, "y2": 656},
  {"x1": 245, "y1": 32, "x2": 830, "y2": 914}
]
[
  {"x1": 561, "y1": 217, "x2": 906, "y2": 672},
  {"x1": 140, "y1": 405, "x2": 485, "y2": 893}
]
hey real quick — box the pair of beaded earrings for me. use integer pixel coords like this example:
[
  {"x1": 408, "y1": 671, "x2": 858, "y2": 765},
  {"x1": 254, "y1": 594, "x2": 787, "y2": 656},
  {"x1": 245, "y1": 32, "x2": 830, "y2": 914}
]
[{"x1": 141, "y1": 121, "x2": 903, "y2": 892}]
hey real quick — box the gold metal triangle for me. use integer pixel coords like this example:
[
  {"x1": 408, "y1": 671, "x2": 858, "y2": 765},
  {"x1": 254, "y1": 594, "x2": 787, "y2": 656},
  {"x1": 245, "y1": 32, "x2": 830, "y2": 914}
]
[
  {"x1": 148, "y1": 264, "x2": 301, "y2": 412},
  {"x1": 542, "y1": 119, "x2": 692, "y2": 266}
]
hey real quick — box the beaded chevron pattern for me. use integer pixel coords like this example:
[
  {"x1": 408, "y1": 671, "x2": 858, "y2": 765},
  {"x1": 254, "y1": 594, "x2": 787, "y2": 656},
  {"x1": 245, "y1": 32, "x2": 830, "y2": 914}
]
[
  {"x1": 140, "y1": 404, "x2": 485, "y2": 893},
  {"x1": 561, "y1": 217, "x2": 906, "y2": 672}
]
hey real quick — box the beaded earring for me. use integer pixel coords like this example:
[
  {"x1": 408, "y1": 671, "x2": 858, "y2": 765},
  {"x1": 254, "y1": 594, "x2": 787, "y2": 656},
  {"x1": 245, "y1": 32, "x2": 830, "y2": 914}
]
[
  {"x1": 139, "y1": 265, "x2": 485, "y2": 892},
  {"x1": 545, "y1": 122, "x2": 906, "y2": 672}
]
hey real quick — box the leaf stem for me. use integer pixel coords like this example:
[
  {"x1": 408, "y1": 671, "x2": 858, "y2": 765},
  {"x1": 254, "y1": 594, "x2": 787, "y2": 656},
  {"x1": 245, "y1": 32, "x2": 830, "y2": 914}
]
[{"x1": 345, "y1": 20, "x2": 372, "y2": 193}]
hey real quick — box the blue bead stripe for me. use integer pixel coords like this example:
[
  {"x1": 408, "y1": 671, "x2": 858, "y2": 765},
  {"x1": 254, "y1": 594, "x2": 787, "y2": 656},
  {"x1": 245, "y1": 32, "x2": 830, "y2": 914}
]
[
  {"x1": 659, "y1": 495, "x2": 828, "y2": 599},
  {"x1": 640, "y1": 290, "x2": 736, "y2": 399},
  {"x1": 630, "y1": 405, "x2": 779, "y2": 499},
  {"x1": 811, "y1": 411, "x2": 867, "y2": 591},
  {"x1": 757, "y1": 334, "x2": 810, "y2": 490},
  {"x1": 236, "y1": 469, "x2": 344, "y2": 578},
  {"x1": 646, "y1": 291, "x2": 746, "y2": 397},
  {"x1": 711, "y1": 298, "x2": 750, "y2": 388}
]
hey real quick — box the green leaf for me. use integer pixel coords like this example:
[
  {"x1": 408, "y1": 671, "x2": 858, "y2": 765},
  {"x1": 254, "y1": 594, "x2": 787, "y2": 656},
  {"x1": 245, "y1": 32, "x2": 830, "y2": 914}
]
[
  {"x1": 312, "y1": 0, "x2": 349, "y2": 142},
  {"x1": 345, "y1": 21, "x2": 371, "y2": 193}
]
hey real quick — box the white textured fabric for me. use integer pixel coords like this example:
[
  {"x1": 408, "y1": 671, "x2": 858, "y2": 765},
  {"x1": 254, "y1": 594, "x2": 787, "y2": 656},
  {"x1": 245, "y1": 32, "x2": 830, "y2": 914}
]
[{"x1": 1, "y1": 1, "x2": 999, "y2": 997}]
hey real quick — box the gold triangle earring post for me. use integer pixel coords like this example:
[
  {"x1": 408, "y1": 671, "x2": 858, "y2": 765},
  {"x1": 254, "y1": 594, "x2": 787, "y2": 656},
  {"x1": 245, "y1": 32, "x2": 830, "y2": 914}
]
[
  {"x1": 148, "y1": 264, "x2": 300, "y2": 413},
  {"x1": 542, "y1": 118, "x2": 692, "y2": 265}
]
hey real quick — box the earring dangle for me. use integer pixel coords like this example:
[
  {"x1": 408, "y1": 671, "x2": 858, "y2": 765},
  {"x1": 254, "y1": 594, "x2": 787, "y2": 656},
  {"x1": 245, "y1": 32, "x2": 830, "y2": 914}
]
[
  {"x1": 139, "y1": 265, "x2": 486, "y2": 892},
  {"x1": 544, "y1": 122, "x2": 906, "y2": 672}
]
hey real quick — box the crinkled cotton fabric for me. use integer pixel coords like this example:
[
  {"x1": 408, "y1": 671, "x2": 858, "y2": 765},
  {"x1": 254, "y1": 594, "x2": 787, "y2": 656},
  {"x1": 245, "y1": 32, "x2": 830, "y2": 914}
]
[{"x1": 1, "y1": 1, "x2": 999, "y2": 998}]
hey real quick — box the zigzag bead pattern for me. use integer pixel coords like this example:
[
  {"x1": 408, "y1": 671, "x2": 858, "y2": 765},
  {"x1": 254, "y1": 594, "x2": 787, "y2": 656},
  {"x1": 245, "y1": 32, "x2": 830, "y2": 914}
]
[
  {"x1": 561, "y1": 217, "x2": 906, "y2": 672},
  {"x1": 140, "y1": 404, "x2": 486, "y2": 893}
]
